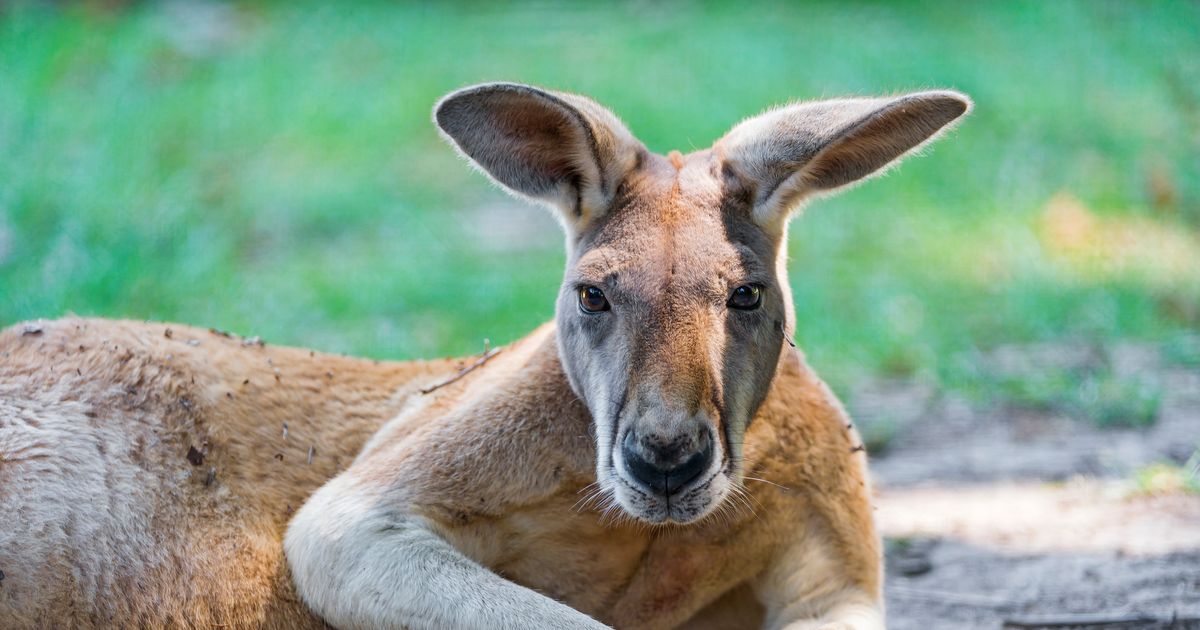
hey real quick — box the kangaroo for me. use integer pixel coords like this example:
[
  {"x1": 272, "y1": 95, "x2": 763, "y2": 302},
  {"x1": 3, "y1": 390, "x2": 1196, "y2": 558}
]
[{"x1": 0, "y1": 83, "x2": 969, "y2": 629}]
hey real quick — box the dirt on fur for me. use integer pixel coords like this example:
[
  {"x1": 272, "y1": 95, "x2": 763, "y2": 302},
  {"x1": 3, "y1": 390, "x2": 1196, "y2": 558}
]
[{"x1": 850, "y1": 340, "x2": 1200, "y2": 629}]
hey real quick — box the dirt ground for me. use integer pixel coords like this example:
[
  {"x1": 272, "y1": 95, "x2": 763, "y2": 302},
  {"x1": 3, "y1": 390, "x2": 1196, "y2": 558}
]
[{"x1": 851, "y1": 342, "x2": 1200, "y2": 629}]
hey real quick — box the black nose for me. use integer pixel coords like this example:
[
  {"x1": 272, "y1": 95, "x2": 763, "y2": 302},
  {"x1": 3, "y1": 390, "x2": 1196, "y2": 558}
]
[{"x1": 621, "y1": 430, "x2": 714, "y2": 495}]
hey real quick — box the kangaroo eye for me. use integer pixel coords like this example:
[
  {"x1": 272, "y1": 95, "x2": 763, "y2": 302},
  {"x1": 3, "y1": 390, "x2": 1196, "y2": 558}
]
[
  {"x1": 578, "y1": 286, "x2": 610, "y2": 313},
  {"x1": 727, "y1": 285, "x2": 762, "y2": 310}
]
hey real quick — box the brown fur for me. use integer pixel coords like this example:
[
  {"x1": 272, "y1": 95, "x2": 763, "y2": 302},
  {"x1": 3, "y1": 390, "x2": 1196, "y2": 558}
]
[
  {"x1": 0, "y1": 319, "x2": 454, "y2": 628},
  {"x1": 0, "y1": 317, "x2": 872, "y2": 628}
]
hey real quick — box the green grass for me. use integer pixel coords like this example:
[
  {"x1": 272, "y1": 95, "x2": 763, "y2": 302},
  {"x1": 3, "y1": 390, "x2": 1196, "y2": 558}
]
[
  {"x1": 2, "y1": 1, "x2": 1198, "y2": 399},
  {"x1": 1132, "y1": 452, "x2": 1200, "y2": 496},
  {"x1": 979, "y1": 365, "x2": 1163, "y2": 428}
]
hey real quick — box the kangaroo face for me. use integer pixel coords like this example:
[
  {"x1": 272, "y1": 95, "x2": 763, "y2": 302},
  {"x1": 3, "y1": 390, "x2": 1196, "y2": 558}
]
[
  {"x1": 555, "y1": 153, "x2": 787, "y2": 523},
  {"x1": 436, "y1": 83, "x2": 970, "y2": 523}
]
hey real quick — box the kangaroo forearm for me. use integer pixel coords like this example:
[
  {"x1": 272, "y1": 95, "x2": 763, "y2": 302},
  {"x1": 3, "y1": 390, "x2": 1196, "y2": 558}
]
[
  {"x1": 773, "y1": 597, "x2": 884, "y2": 630},
  {"x1": 755, "y1": 517, "x2": 883, "y2": 630},
  {"x1": 285, "y1": 478, "x2": 608, "y2": 630},
  {"x1": 761, "y1": 581, "x2": 883, "y2": 630}
]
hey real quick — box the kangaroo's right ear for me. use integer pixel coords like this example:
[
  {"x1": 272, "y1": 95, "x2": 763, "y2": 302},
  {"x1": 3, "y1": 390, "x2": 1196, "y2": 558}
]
[
  {"x1": 435, "y1": 82, "x2": 643, "y2": 232},
  {"x1": 716, "y1": 90, "x2": 972, "y2": 233}
]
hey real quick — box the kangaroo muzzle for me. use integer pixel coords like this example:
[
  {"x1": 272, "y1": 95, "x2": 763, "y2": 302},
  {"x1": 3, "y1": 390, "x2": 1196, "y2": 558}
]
[{"x1": 619, "y1": 407, "x2": 716, "y2": 497}]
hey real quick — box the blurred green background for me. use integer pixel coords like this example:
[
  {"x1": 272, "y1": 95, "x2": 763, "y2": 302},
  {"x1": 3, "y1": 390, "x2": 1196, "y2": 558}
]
[{"x1": 2, "y1": 1, "x2": 1198, "y2": 401}]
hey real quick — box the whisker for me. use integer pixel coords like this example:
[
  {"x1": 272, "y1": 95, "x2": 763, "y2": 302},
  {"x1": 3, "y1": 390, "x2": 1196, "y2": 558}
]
[
  {"x1": 743, "y1": 475, "x2": 795, "y2": 493},
  {"x1": 732, "y1": 485, "x2": 762, "y2": 520},
  {"x1": 572, "y1": 487, "x2": 603, "y2": 512}
]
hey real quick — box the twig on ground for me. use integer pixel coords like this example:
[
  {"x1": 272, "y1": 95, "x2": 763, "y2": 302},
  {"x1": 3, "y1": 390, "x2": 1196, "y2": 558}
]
[
  {"x1": 1002, "y1": 612, "x2": 1200, "y2": 628},
  {"x1": 420, "y1": 344, "x2": 503, "y2": 395},
  {"x1": 888, "y1": 585, "x2": 1017, "y2": 609},
  {"x1": 775, "y1": 320, "x2": 796, "y2": 348}
]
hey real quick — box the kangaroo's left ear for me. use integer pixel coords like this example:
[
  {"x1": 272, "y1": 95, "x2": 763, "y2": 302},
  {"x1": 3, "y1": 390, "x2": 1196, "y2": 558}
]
[
  {"x1": 716, "y1": 90, "x2": 972, "y2": 231},
  {"x1": 434, "y1": 82, "x2": 644, "y2": 233}
]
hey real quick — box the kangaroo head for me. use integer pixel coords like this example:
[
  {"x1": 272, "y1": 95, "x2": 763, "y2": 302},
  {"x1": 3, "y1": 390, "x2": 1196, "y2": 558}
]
[{"x1": 435, "y1": 83, "x2": 970, "y2": 524}]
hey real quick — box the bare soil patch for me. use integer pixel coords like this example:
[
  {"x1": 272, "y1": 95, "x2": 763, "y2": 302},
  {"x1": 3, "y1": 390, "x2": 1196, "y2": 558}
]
[{"x1": 850, "y1": 341, "x2": 1200, "y2": 629}]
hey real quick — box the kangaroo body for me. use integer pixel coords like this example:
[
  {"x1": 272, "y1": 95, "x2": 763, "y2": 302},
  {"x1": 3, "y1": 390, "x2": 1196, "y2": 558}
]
[
  {"x1": 0, "y1": 319, "x2": 441, "y2": 628},
  {"x1": 0, "y1": 318, "x2": 872, "y2": 629}
]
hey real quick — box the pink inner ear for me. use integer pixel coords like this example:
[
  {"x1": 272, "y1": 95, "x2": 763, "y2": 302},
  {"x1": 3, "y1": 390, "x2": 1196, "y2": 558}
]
[
  {"x1": 438, "y1": 86, "x2": 593, "y2": 199},
  {"x1": 492, "y1": 99, "x2": 580, "y2": 181}
]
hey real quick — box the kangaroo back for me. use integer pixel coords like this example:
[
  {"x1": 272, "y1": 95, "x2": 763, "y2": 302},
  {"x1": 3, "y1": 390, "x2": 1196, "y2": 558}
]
[{"x1": 0, "y1": 318, "x2": 451, "y2": 628}]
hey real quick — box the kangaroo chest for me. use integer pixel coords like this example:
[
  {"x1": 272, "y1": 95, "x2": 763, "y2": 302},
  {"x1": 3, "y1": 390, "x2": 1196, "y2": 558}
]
[{"x1": 437, "y1": 490, "x2": 765, "y2": 629}]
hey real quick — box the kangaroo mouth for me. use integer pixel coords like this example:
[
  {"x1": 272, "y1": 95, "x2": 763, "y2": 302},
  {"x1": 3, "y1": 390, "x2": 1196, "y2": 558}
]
[
  {"x1": 611, "y1": 469, "x2": 729, "y2": 524},
  {"x1": 606, "y1": 428, "x2": 730, "y2": 525}
]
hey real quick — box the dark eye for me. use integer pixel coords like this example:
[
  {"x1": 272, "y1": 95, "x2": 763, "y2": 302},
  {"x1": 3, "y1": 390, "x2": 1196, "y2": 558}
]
[
  {"x1": 578, "y1": 286, "x2": 610, "y2": 313},
  {"x1": 727, "y1": 285, "x2": 762, "y2": 310}
]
